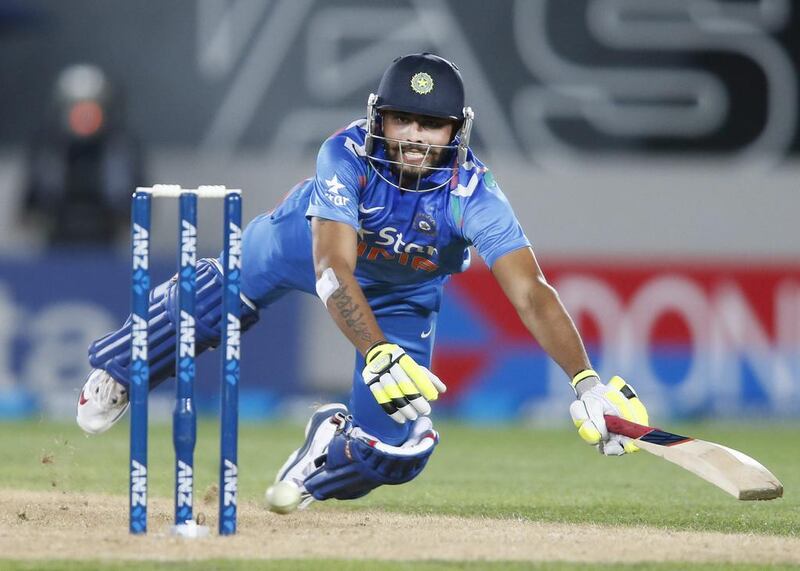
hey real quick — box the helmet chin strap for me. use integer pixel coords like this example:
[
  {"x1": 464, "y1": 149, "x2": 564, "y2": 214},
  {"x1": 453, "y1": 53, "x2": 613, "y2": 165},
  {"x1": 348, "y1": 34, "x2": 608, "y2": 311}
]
[{"x1": 364, "y1": 93, "x2": 475, "y2": 193}]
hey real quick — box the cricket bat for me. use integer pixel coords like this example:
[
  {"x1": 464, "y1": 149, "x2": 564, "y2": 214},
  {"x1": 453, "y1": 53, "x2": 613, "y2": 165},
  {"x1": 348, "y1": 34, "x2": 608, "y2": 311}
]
[{"x1": 604, "y1": 415, "x2": 783, "y2": 500}]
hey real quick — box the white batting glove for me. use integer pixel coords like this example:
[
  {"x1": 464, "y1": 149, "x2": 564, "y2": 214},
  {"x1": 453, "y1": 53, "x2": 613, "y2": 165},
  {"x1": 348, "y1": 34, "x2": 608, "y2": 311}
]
[
  {"x1": 568, "y1": 371, "x2": 649, "y2": 456},
  {"x1": 362, "y1": 342, "x2": 447, "y2": 424}
]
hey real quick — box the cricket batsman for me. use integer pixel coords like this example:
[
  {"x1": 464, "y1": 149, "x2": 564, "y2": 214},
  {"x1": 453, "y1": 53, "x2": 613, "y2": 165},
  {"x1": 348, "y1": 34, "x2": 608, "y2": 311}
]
[{"x1": 77, "y1": 53, "x2": 649, "y2": 508}]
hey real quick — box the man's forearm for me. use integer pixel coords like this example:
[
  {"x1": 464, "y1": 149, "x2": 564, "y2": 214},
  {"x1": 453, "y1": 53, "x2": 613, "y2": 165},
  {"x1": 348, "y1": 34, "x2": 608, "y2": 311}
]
[
  {"x1": 324, "y1": 268, "x2": 384, "y2": 355},
  {"x1": 517, "y1": 288, "x2": 591, "y2": 379}
]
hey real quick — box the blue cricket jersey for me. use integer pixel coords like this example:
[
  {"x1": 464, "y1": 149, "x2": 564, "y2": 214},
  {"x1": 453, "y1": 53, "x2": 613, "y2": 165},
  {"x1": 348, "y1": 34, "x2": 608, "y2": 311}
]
[{"x1": 240, "y1": 119, "x2": 530, "y2": 314}]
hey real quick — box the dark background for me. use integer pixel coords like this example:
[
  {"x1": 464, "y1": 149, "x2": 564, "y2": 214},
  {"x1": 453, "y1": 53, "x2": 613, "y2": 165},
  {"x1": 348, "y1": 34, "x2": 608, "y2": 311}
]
[{"x1": 1, "y1": 0, "x2": 797, "y2": 156}]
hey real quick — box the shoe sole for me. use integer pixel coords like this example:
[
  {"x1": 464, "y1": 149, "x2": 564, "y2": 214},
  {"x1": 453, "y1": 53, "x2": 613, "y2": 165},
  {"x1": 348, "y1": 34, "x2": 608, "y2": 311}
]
[
  {"x1": 76, "y1": 399, "x2": 131, "y2": 435},
  {"x1": 275, "y1": 403, "x2": 347, "y2": 483},
  {"x1": 76, "y1": 370, "x2": 130, "y2": 435}
]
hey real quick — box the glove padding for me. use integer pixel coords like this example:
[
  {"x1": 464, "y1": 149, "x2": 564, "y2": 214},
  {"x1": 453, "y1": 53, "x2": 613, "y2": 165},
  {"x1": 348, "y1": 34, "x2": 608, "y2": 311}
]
[
  {"x1": 362, "y1": 342, "x2": 446, "y2": 424},
  {"x1": 569, "y1": 375, "x2": 649, "y2": 456}
]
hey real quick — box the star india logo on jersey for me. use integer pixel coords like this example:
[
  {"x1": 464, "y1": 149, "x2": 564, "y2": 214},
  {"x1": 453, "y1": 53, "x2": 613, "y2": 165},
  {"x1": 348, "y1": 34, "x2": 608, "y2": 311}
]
[
  {"x1": 324, "y1": 175, "x2": 350, "y2": 207},
  {"x1": 356, "y1": 223, "x2": 440, "y2": 273},
  {"x1": 411, "y1": 72, "x2": 434, "y2": 95}
]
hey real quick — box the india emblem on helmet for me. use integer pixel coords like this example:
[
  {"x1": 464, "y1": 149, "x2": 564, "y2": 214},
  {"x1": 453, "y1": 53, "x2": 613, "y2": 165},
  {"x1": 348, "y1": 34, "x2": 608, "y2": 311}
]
[{"x1": 410, "y1": 72, "x2": 434, "y2": 95}]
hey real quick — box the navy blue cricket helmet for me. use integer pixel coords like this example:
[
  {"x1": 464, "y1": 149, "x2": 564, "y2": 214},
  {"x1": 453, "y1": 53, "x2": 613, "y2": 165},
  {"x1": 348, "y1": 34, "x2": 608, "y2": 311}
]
[
  {"x1": 375, "y1": 52, "x2": 466, "y2": 121},
  {"x1": 365, "y1": 53, "x2": 475, "y2": 192}
]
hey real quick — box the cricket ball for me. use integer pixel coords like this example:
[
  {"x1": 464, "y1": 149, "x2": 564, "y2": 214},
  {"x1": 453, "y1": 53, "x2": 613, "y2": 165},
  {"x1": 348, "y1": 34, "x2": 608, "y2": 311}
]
[{"x1": 265, "y1": 481, "x2": 302, "y2": 514}]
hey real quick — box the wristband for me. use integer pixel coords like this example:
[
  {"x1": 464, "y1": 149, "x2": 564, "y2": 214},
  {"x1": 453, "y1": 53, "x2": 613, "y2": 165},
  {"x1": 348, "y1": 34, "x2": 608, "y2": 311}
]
[{"x1": 571, "y1": 368, "x2": 599, "y2": 388}]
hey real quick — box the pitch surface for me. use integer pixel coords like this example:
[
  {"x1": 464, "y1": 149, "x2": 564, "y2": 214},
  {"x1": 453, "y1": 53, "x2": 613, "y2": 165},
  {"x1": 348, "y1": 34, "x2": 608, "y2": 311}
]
[{"x1": 0, "y1": 420, "x2": 797, "y2": 568}]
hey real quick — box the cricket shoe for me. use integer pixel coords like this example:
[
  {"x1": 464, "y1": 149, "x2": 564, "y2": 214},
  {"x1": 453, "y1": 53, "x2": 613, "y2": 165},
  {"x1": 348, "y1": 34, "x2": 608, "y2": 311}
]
[
  {"x1": 273, "y1": 403, "x2": 348, "y2": 510},
  {"x1": 76, "y1": 369, "x2": 129, "y2": 435}
]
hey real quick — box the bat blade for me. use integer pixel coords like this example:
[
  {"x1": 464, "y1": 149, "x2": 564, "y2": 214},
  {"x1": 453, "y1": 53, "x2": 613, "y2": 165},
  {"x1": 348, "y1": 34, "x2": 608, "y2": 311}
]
[{"x1": 604, "y1": 415, "x2": 783, "y2": 501}]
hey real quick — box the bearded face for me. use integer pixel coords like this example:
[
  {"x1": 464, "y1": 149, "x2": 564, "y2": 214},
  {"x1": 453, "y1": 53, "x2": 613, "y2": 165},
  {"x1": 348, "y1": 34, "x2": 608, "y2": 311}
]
[{"x1": 380, "y1": 111, "x2": 457, "y2": 180}]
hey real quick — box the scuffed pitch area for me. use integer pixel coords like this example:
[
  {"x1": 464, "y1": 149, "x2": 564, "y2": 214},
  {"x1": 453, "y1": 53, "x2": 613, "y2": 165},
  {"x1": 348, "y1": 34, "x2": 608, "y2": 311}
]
[{"x1": 1, "y1": 489, "x2": 799, "y2": 565}]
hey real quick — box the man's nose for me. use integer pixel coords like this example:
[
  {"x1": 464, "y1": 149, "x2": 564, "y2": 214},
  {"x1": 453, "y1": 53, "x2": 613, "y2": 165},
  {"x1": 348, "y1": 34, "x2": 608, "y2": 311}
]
[{"x1": 408, "y1": 121, "x2": 425, "y2": 142}]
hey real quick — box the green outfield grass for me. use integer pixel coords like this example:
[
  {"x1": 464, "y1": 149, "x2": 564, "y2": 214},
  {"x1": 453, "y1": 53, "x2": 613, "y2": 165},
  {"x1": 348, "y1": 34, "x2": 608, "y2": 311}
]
[
  {"x1": 2, "y1": 418, "x2": 796, "y2": 534},
  {"x1": 1, "y1": 418, "x2": 797, "y2": 570}
]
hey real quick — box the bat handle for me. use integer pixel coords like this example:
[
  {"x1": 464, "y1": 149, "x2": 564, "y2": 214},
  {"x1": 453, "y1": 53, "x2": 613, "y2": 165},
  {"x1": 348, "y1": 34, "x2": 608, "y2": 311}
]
[{"x1": 603, "y1": 414, "x2": 654, "y2": 439}]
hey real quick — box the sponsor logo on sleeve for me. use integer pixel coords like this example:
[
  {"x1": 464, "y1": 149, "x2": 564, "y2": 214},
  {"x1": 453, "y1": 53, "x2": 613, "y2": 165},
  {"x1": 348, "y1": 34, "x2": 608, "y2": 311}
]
[{"x1": 324, "y1": 175, "x2": 350, "y2": 207}]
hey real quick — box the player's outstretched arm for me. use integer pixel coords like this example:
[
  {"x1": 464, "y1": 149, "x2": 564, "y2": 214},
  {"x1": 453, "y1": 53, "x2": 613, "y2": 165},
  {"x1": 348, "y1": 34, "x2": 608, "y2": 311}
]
[
  {"x1": 491, "y1": 247, "x2": 648, "y2": 455},
  {"x1": 491, "y1": 247, "x2": 589, "y2": 376},
  {"x1": 311, "y1": 217, "x2": 383, "y2": 353},
  {"x1": 311, "y1": 217, "x2": 446, "y2": 423}
]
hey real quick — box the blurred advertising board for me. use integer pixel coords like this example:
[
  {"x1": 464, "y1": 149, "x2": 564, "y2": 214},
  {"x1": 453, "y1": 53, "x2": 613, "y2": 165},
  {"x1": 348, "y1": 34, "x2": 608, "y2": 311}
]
[
  {"x1": 0, "y1": 254, "x2": 796, "y2": 421},
  {"x1": 435, "y1": 259, "x2": 800, "y2": 422},
  {"x1": 0, "y1": 253, "x2": 301, "y2": 419}
]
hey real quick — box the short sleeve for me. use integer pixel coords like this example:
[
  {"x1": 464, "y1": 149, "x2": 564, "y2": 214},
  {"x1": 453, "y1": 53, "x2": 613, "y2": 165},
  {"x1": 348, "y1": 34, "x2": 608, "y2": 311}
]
[
  {"x1": 305, "y1": 136, "x2": 365, "y2": 230},
  {"x1": 461, "y1": 173, "x2": 530, "y2": 268}
]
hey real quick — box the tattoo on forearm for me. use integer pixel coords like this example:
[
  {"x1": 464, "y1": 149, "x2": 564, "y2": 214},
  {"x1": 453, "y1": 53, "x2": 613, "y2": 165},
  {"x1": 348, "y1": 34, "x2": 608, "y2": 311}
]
[{"x1": 329, "y1": 284, "x2": 373, "y2": 343}]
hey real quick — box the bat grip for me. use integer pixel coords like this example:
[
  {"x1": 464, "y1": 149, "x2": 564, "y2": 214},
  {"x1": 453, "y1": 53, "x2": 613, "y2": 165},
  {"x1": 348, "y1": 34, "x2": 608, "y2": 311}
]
[{"x1": 603, "y1": 414, "x2": 654, "y2": 439}]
